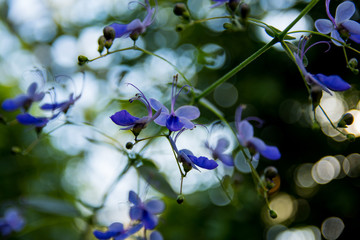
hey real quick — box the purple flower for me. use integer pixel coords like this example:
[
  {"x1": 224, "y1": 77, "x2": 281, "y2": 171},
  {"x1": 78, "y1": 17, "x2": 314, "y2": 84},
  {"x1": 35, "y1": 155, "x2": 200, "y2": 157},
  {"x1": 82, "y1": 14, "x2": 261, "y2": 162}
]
[
  {"x1": 0, "y1": 208, "x2": 25, "y2": 236},
  {"x1": 41, "y1": 93, "x2": 81, "y2": 114},
  {"x1": 235, "y1": 106, "x2": 280, "y2": 160},
  {"x1": 110, "y1": 84, "x2": 161, "y2": 136},
  {"x1": 315, "y1": 0, "x2": 360, "y2": 46},
  {"x1": 2, "y1": 82, "x2": 44, "y2": 112},
  {"x1": 129, "y1": 191, "x2": 165, "y2": 230},
  {"x1": 205, "y1": 137, "x2": 234, "y2": 166},
  {"x1": 93, "y1": 222, "x2": 143, "y2": 240},
  {"x1": 294, "y1": 36, "x2": 351, "y2": 94},
  {"x1": 150, "y1": 75, "x2": 200, "y2": 132},
  {"x1": 169, "y1": 136, "x2": 218, "y2": 172},
  {"x1": 16, "y1": 113, "x2": 50, "y2": 128},
  {"x1": 149, "y1": 231, "x2": 163, "y2": 240},
  {"x1": 105, "y1": 0, "x2": 156, "y2": 41}
]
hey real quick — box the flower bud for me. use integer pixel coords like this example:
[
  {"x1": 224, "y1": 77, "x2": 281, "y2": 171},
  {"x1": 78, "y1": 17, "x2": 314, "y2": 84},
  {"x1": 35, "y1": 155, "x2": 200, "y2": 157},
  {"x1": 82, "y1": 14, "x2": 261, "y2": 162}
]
[
  {"x1": 175, "y1": 24, "x2": 185, "y2": 32},
  {"x1": 177, "y1": 194, "x2": 185, "y2": 204},
  {"x1": 103, "y1": 26, "x2": 116, "y2": 40},
  {"x1": 240, "y1": 3, "x2": 250, "y2": 19},
  {"x1": 337, "y1": 113, "x2": 354, "y2": 128},
  {"x1": 310, "y1": 85, "x2": 322, "y2": 109},
  {"x1": 349, "y1": 58, "x2": 358, "y2": 69},
  {"x1": 78, "y1": 55, "x2": 89, "y2": 66},
  {"x1": 105, "y1": 39, "x2": 113, "y2": 50},
  {"x1": 346, "y1": 134, "x2": 356, "y2": 142},
  {"x1": 98, "y1": 36, "x2": 106, "y2": 54},
  {"x1": 269, "y1": 209, "x2": 277, "y2": 219},
  {"x1": 126, "y1": 142, "x2": 134, "y2": 150},
  {"x1": 130, "y1": 32, "x2": 140, "y2": 42},
  {"x1": 173, "y1": 3, "x2": 189, "y2": 19},
  {"x1": 228, "y1": 0, "x2": 240, "y2": 12},
  {"x1": 223, "y1": 22, "x2": 233, "y2": 30},
  {"x1": 264, "y1": 166, "x2": 278, "y2": 179}
]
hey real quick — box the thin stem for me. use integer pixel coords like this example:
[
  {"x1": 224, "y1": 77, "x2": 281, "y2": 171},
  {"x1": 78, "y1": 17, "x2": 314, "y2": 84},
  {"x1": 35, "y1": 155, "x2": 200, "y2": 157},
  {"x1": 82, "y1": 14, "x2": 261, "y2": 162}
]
[
  {"x1": 318, "y1": 104, "x2": 347, "y2": 136},
  {"x1": 191, "y1": 16, "x2": 232, "y2": 24},
  {"x1": 278, "y1": 0, "x2": 320, "y2": 40},
  {"x1": 88, "y1": 46, "x2": 135, "y2": 62},
  {"x1": 195, "y1": 38, "x2": 278, "y2": 102},
  {"x1": 343, "y1": 46, "x2": 349, "y2": 66}
]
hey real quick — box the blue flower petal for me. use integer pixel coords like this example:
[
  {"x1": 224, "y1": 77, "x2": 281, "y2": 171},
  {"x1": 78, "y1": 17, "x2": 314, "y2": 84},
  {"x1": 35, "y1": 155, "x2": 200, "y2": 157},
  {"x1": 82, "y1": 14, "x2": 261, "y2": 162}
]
[
  {"x1": 145, "y1": 200, "x2": 165, "y2": 214},
  {"x1": 129, "y1": 190, "x2": 142, "y2": 206},
  {"x1": 188, "y1": 155, "x2": 218, "y2": 170},
  {"x1": 93, "y1": 229, "x2": 118, "y2": 239},
  {"x1": 315, "y1": 19, "x2": 334, "y2": 34},
  {"x1": 335, "y1": 1, "x2": 355, "y2": 24},
  {"x1": 142, "y1": 211, "x2": 158, "y2": 230},
  {"x1": 110, "y1": 110, "x2": 139, "y2": 126},
  {"x1": 174, "y1": 105, "x2": 200, "y2": 120},
  {"x1": 218, "y1": 153, "x2": 234, "y2": 166},
  {"x1": 2, "y1": 95, "x2": 29, "y2": 111},
  {"x1": 150, "y1": 231, "x2": 163, "y2": 240},
  {"x1": 125, "y1": 223, "x2": 143, "y2": 236},
  {"x1": 331, "y1": 30, "x2": 345, "y2": 46},
  {"x1": 260, "y1": 145, "x2": 281, "y2": 160},
  {"x1": 126, "y1": 19, "x2": 145, "y2": 35},
  {"x1": 342, "y1": 20, "x2": 360, "y2": 35},
  {"x1": 108, "y1": 222, "x2": 124, "y2": 232},
  {"x1": 129, "y1": 206, "x2": 143, "y2": 221},
  {"x1": 108, "y1": 23, "x2": 131, "y2": 38},
  {"x1": 350, "y1": 34, "x2": 360, "y2": 43},
  {"x1": 314, "y1": 73, "x2": 351, "y2": 91},
  {"x1": 166, "y1": 115, "x2": 184, "y2": 132},
  {"x1": 16, "y1": 113, "x2": 48, "y2": 127}
]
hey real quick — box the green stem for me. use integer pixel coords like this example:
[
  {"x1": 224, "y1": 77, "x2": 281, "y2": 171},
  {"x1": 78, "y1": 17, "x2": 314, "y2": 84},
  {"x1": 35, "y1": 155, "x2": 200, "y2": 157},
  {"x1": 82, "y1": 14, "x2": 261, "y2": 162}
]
[
  {"x1": 318, "y1": 104, "x2": 347, "y2": 136},
  {"x1": 191, "y1": 16, "x2": 232, "y2": 24},
  {"x1": 194, "y1": 38, "x2": 278, "y2": 102},
  {"x1": 278, "y1": 0, "x2": 320, "y2": 40}
]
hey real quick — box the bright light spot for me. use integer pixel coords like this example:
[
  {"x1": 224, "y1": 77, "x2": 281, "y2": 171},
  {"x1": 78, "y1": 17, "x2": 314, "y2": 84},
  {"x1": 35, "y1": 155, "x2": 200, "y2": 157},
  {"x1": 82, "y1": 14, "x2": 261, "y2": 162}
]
[
  {"x1": 311, "y1": 156, "x2": 340, "y2": 184},
  {"x1": 275, "y1": 226, "x2": 321, "y2": 240},
  {"x1": 201, "y1": 43, "x2": 226, "y2": 69},
  {"x1": 257, "y1": 10, "x2": 313, "y2": 49},
  {"x1": 206, "y1": 8, "x2": 228, "y2": 32},
  {"x1": 343, "y1": 153, "x2": 360, "y2": 178},
  {"x1": 344, "y1": 110, "x2": 360, "y2": 137},
  {"x1": 264, "y1": 193, "x2": 296, "y2": 224},
  {"x1": 295, "y1": 163, "x2": 316, "y2": 188},
  {"x1": 51, "y1": 35, "x2": 78, "y2": 68},
  {"x1": 321, "y1": 217, "x2": 345, "y2": 240},
  {"x1": 214, "y1": 82, "x2": 238, "y2": 108}
]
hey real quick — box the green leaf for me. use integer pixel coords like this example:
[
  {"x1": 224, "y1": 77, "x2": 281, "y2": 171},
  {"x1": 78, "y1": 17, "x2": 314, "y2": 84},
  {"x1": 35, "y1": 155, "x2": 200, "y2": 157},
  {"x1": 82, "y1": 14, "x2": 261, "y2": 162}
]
[{"x1": 136, "y1": 159, "x2": 177, "y2": 199}]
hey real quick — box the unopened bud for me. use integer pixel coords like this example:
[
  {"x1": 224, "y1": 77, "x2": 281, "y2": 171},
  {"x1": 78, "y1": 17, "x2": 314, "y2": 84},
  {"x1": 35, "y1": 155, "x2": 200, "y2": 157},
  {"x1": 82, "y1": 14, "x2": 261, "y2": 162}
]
[
  {"x1": 337, "y1": 113, "x2": 354, "y2": 128},
  {"x1": 223, "y1": 22, "x2": 233, "y2": 30},
  {"x1": 103, "y1": 26, "x2": 116, "y2": 40},
  {"x1": 240, "y1": 3, "x2": 250, "y2": 19},
  {"x1": 78, "y1": 55, "x2": 89, "y2": 66},
  {"x1": 130, "y1": 32, "x2": 140, "y2": 42},
  {"x1": 175, "y1": 24, "x2": 185, "y2": 32},
  {"x1": 177, "y1": 194, "x2": 185, "y2": 204},
  {"x1": 105, "y1": 39, "x2": 113, "y2": 50},
  {"x1": 173, "y1": 3, "x2": 187, "y2": 16},
  {"x1": 346, "y1": 134, "x2": 356, "y2": 142},
  {"x1": 264, "y1": 166, "x2": 278, "y2": 179},
  {"x1": 269, "y1": 209, "x2": 277, "y2": 219},
  {"x1": 349, "y1": 58, "x2": 358, "y2": 68},
  {"x1": 228, "y1": 0, "x2": 240, "y2": 12},
  {"x1": 98, "y1": 36, "x2": 106, "y2": 54},
  {"x1": 311, "y1": 85, "x2": 323, "y2": 109},
  {"x1": 126, "y1": 142, "x2": 134, "y2": 150}
]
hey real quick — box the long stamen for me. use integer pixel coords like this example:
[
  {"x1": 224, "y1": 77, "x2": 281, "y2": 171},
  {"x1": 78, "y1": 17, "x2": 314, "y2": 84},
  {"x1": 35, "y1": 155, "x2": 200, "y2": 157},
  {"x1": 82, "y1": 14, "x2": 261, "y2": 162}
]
[
  {"x1": 127, "y1": 83, "x2": 152, "y2": 115},
  {"x1": 304, "y1": 41, "x2": 331, "y2": 55},
  {"x1": 325, "y1": 0, "x2": 336, "y2": 26},
  {"x1": 171, "y1": 75, "x2": 178, "y2": 113}
]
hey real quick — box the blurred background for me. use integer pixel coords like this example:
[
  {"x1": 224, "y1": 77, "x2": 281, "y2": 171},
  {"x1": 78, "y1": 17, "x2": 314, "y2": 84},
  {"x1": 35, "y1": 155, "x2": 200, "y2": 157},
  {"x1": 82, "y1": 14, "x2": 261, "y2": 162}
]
[{"x1": 0, "y1": 0, "x2": 360, "y2": 239}]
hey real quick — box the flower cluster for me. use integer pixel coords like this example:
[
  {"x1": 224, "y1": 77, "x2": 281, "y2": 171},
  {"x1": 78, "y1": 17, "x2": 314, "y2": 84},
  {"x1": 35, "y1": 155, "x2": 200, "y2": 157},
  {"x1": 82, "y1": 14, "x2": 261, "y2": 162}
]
[
  {"x1": 1, "y1": 68, "x2": 81, "y2": 131},
  {"x1": 93, "y1": 191, "x2": 164, "y2": 240},
  {"x1": 315, "y1": 0, "x2": 360, "y2": 46},
  {"x1": 0, "y1": 208, "x2": 25, "y2": 237}
]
